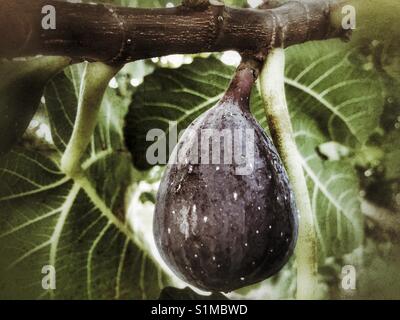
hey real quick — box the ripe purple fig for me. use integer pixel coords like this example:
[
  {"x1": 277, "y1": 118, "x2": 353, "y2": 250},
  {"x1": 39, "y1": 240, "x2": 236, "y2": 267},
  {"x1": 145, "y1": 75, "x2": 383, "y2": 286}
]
[{"x1": 154, "y1": 64, "x2": 298, "y2": 292}]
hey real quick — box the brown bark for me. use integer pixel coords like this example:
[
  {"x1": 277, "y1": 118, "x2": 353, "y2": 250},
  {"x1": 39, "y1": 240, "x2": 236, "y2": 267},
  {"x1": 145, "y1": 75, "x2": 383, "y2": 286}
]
[{"x1": 0, "y1": 0, "x2": 345, "y2": 63}]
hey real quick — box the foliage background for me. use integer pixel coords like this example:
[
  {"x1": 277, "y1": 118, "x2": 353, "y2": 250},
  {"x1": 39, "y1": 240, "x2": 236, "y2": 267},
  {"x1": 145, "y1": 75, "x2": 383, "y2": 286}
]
[{"x1": 0, "y1": 0, "x2": 399, "y2": 299}]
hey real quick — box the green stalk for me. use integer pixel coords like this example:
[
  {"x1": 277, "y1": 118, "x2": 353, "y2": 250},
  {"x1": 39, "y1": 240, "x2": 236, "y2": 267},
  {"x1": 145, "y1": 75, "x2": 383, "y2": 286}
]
[
  {"x1": 259, "y1": 48, "x2": 318, "y2": 299},
  {"x1": 60, "y1": 62, "x2": 120, "y2": 177}
]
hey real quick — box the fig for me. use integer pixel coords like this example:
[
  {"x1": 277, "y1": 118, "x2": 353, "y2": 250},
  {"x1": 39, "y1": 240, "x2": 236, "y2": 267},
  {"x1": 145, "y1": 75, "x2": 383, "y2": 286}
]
[{"x1": 154, "y1": 63, "x2": 298, "y2": 292}]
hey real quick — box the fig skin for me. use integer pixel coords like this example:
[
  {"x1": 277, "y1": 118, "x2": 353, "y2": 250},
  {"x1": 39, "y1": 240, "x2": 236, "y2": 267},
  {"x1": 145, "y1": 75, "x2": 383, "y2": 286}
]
[{"x1": 154, "y1": 65, "x2": 298, "y2": 292}]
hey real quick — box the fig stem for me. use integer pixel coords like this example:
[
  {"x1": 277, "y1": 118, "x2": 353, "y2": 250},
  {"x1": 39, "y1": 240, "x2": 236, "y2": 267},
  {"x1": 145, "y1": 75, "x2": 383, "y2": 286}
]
[
  {"x1": 60, "y1": 62, "x2": 120, "y2": 177},
  {"x1": 259, "y1": 48, "x2": 319, "y2": 299},
  {"x1": 220, "y1": 56, "x2": 263, "y2": 109}
]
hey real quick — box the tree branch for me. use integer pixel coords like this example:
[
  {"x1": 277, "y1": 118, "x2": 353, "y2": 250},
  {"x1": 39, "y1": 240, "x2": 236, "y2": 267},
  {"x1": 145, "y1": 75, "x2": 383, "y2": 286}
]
[{"x1": 1, "y1": 0, "x2": 345, "y2": 63}]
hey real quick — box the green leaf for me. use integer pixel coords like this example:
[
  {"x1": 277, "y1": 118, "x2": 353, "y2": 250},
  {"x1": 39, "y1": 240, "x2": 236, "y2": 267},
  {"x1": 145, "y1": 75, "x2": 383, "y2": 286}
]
[
  {"x1": 224, "y1": 0, "x2": 248, "y2": 7},
  {"x1": 381, "y1": 130, "x2": 400, "y2": 181},
  {"x1": 330, "y1": 239, "x2": 400, "y2": 299},
  {"x1": 254, "y1": 40, "x2": 382, "y2": 259},
  {"x1": 0, "y1": 57, "x2": 70, "y2": 156},
  {"x1": 125, "y1": 57, "x2": 233, "y2": 169},
  {"x1": 378, "y1": 74, "x2": 400, "y2": 182},
  {"x1": 126, "y1": 40, "x2": 384, "y2": 261},
  {"x1": 140, "y1": 191, "x2": 157, "y2": 204},
  {"x1": 45, "y1": 65, "x2": 127, "y2": 155},
  {"x1": 289, "y1": 116, "x2": 363, "y2": 260},
  {"x1": 0, "y1": 64, "x2": 170, "y2": 299},
  {"x1": 331, "y1": 0, "x2": 400, "y2": 56},
  {"x1": 282, "y1": 41, "x2": 383, "y2": 146}
]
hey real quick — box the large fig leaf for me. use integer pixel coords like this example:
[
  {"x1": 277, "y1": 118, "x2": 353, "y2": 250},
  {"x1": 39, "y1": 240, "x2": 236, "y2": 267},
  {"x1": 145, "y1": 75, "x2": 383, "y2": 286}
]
[
  {"x1": 0, "y1": 64, "x2": 170, "y2": 299},
  {"x1": 253, "y1": 41, "x2": 384, "y2": 259},
  {"x1": 126, "y1": 40, "x2": 384, "y2": 261},
  {"x1": 125, "y1": 57, "x2": 232, "y2": 169},
  {"x1": 281, "y1": 41, "x2": 383, "y2": 146},
  {"x1": 381, "y1": 130, "x2": 400, "y2": 181},
  {"x1": 0, "y1": 57, "x2": 70, "y2": 156}
]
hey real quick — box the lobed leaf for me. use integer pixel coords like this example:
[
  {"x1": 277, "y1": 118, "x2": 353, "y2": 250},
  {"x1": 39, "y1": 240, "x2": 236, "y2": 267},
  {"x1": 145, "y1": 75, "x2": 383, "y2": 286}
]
[{"x1": 0, "y1": 64, "x2": 170, "y2": 299}]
